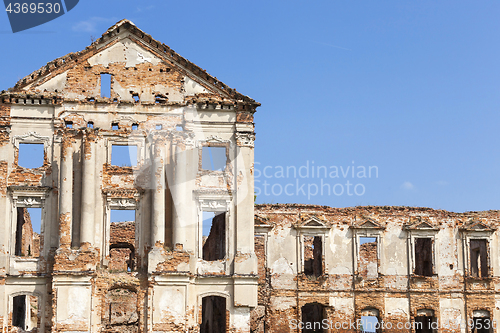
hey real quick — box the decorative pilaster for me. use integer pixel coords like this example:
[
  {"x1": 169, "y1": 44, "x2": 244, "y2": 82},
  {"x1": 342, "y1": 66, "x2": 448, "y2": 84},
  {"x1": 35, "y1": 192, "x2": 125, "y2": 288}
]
[
  {"x1": 80, "y1": 134, "x2": 95, "y2": 247},
  {"x1": 59, "y1": 137, "x2": 73, "y2": 249},
  {"x1": 172, "y1": 142, "x2": 187, "y2": 250},
  {"x1": 152, "y1": 141, "x2": 166, "y2": 246}
]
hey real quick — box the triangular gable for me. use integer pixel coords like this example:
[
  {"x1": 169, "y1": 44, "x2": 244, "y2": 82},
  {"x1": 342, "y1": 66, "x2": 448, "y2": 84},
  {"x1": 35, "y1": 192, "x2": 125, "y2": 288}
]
[
  {"x1": 404, "y1": 216, "x2": 438, "y2": 231},
  {"x1": 352, "y1": 216, "x2": 384, "y2": 230},
  {"x1": 7, "y1": 19, "x2": 258, "y2": 107},
  {"x1": 460, "y1": 219, "x2": 495, "y2": 232},
  {"x1": 294, "y1": 216, "x2": 328, "y2": 229},
  {"x1": 254, "y1": 215, "x2": 272, "y2": 228}
]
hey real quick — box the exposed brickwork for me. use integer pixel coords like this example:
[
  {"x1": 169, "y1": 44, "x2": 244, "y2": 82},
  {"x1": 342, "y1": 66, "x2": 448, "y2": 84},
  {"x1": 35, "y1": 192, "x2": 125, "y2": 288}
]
[{"x1": 358, "y1": 241, "x2": 377, "y2": 279}]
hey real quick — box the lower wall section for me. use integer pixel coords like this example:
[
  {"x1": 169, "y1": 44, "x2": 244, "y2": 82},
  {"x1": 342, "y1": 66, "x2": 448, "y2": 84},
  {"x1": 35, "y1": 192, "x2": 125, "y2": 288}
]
[
  {"x1": 250, "y1": 291, "x2": 500, "y2": 333},
  {"x1": 0, "y1": 274, "x2": 256, "y2": 333}
]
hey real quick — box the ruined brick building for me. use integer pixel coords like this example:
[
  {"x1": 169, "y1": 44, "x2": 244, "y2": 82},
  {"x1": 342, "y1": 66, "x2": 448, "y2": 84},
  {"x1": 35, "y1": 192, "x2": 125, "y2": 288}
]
[
  {"x1": 253, "y1": 205, "x2": 500, "y2": 333},
  {"x1": 0, "y1": 19, "x2": 499, "y2": 333},
  {"x1": 0, "y1": 20, "x2": 258, "y2": 332}
]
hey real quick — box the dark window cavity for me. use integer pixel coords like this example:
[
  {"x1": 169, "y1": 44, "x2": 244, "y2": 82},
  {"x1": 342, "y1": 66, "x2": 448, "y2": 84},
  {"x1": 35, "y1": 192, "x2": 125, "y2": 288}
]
[
  {"x1": 470, "y1": 239, "x2": 489, "y2": 278},
  {"x1": 415, "y1": 316, "x2": 436, "y2": 333},
  {"x1": 301, "y1": 303, "x2": 324, "y2": 333},
  {"x1": 304, "y1": 236, "x2": 322, "y2": 277},
  {"x1": 202, "y1": 211, "x2": 226, "y2": 261},
  {"x1": 201, "y1": 296, "x2": 226, "y2": 333},
  {"x1": 415, "y1": 238, "x2": 433, "y2": 276},
  {"x1": 12, "y1": 295, "x2": 26, "y2": 329}
]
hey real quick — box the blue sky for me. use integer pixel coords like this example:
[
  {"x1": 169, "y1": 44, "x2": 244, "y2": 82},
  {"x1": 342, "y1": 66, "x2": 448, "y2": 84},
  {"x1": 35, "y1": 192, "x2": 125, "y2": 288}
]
[{"x1": 1, "y1": 1, "x2": 499, "y2": 212}]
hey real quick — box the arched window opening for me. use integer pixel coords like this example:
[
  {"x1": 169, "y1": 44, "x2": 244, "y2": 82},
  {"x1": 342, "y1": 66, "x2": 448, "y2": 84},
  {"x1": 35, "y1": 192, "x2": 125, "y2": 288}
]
[
  {"x1": 415, "y1": 309, "x2": 437, "y2": 333},
  {"x1": 301, "y1": 302, "x2": 324, "y2": 333},
  {"x1": 472, "y1": 310, "x2": 492, "y2": 333},
  {"x1": 360, "y1": 308, "x2": 380, "y2": 333}
]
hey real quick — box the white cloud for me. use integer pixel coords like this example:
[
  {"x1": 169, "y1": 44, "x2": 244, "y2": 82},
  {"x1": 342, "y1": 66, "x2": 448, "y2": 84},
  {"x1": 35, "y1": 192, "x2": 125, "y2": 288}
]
[
  {"x1": 72, "y1": 17, "x2": 116, "y2": 33},
  {"x1": 401, "y1": 181, "x2": 414, "y2": 190},
  {"x1": 137, "y1": 5, "x2": 155, "y2": 12}
]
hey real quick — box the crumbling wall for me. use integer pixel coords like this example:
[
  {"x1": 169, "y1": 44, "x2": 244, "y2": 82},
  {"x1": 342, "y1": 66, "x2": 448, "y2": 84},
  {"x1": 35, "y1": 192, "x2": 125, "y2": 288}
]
[
  {"x1": 359, "y1": 240, "x2": 377, "y2": 279},
  {"x1": 255, "y1": 204, "x2": 500, "y2": 333},
  {"x1": 109, "y1": 221, "x2": 136, "y2": 271},
  {"x1": 102, "y1": 288, "x2": 139, "y2": 333}
]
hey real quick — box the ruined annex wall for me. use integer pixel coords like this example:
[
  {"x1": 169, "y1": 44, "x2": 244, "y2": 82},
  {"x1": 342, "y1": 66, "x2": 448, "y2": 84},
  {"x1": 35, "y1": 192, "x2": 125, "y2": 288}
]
[{"x1": 254, "y1": 204, "x2": 500, "y2": 333}]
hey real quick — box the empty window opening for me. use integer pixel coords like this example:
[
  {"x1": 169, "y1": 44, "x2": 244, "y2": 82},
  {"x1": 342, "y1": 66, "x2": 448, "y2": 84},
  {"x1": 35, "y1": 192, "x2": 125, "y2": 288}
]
[
  {"x1": 15, "y1": 207, "x2": 41, "y2": 257},
  {"x1": 202, "y1": 211, "x2": 226, "y2": 261},
  {"x1": 301, "y1": 303, "x2": 324, "y2": 333},
  {"x1": 201, "y1": 296, "x2": 226, "y2": 333},
  {"x1": 100, "y1": 73, "x2": 112, "y2": 98},
  {"x1": 415, "y1": 315, "x2": 436, "y2": 333},
  {"x1": 12, "y1": 295, "x2": 26, "y2": 329},
  {"x1": 87, "y1": 121, "x2": 94, "y2": 128},
  {"x1": 202, "y1": 146, "x2": 226, "y2": 171},
  {"x1": 360, "y1": 316, "x2": 379, "y2": 333},
  {"x1": 415, "y1": 238, "x2": 433, "y2": 276},
  {"x1": 155, "y1": 94, "x2": 168, "y2": 104},
  {"x1": 104, "y1": 288, "x2": 139, "y2": 330},
  {"x1": 176, "y1": 125, "x2": 183, "y2": 131},
  {"x1": 130, "y1": 92, "x2": 140, "y2": 102},
  {"x1": 111, "y1": 122, "x2": 119, "y2": 130},
  {"x1": 472, "y1": 311, "x2": 491, "y2": 333},
  {"x1": 155, "y1": 124, "x2": 162, "y2": 130},
  {"x1": 131, "y1": 123, "x2": 138, "y2": 131},
  {"x1": 12, "y1": 294, "x2": 39, "y2": 331},
  {"x1": 111, "y1": 145, "x2": 138, "y2": 167},
  {"x1": 18, "y1": 143, "x2": 44, "y2": 169},
  {"x1": 109, "y1": 210, "x2": 136, "y2": 272},
  {"x1": 65, "y1": 121, "x2": 73, "y2": 128},
  {"x1": 359, "y1": 237, "x2": 377, "y2": 279},
  {"x1": 470, "y1": 239, "x2": 489, "y2": 278},
  {"x1": 303, "y1": 236, "x2": 322, "y2": 277}
]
